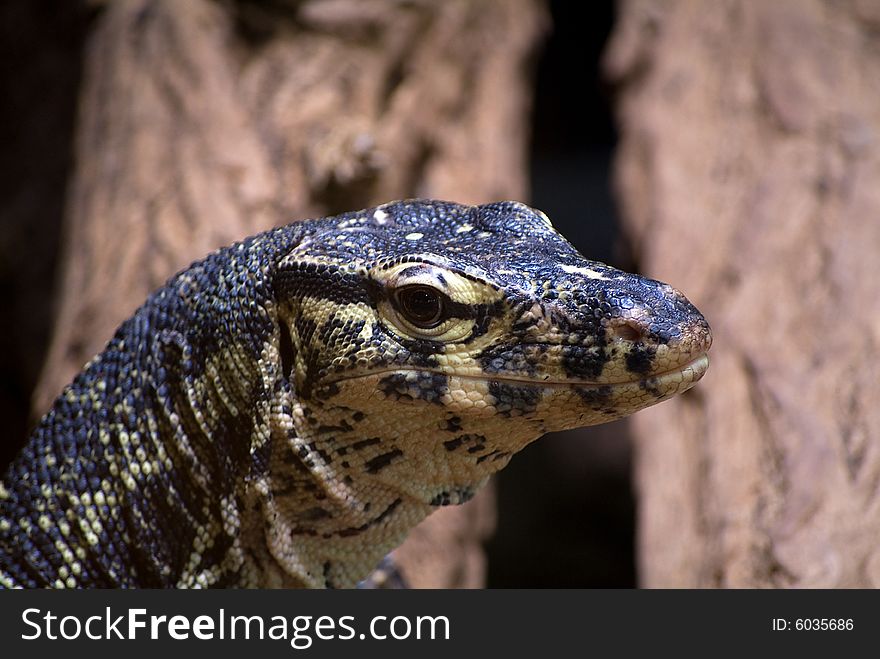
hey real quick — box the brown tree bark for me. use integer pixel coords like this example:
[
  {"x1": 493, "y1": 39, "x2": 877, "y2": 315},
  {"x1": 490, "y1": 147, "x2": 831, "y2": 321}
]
[
  {"x1": 33, "y1": 0, "x2": 546, "y2": 588},
  {"x1": 606, "y1": 0, "x2": 880, "y2": 587}
]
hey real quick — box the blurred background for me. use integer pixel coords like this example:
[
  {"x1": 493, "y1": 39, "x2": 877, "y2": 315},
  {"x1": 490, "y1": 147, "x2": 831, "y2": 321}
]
[{"x1": 3, "y1": 0, "x2": 879, "y2": 588}]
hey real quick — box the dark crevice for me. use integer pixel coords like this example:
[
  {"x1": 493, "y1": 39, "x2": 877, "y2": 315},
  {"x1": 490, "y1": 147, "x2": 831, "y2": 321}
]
[
  {"x1": 231, "y1": 0, "x2": 303, "y2": 48},
  {"x1": 0, "y1": 0, "x2": 92, "y2": 470},
  {"x1": 313, "y1": 173, "x2": 379, "y2": 219},
  {"x1": 487, "y1": 0, "x2": 628, "y2": 588}
]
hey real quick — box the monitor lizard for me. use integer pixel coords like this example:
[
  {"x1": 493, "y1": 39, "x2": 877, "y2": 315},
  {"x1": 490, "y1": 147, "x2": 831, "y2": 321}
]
[{"x1": 0, "y1": 200, "x2": 711, "y2": 588}]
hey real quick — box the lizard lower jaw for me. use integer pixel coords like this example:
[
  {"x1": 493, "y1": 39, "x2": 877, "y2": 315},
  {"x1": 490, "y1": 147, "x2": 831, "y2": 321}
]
[{"x1": 635, "y1": 352, "x2": 709, "y2": 397}]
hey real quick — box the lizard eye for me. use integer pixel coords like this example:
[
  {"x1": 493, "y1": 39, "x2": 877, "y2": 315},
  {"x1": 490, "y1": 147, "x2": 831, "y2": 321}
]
[{"x1": 395, "y1": 285, "x2": 445, "y2": 328}]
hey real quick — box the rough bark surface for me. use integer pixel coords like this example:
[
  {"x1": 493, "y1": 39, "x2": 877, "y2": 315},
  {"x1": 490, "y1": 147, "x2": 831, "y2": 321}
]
[
  {"x1": 606, "y1": 0, "x2": 880, "y2": 587},
  {"x1": 32, "y1": 0, "x2": 546, "y2": 588}
]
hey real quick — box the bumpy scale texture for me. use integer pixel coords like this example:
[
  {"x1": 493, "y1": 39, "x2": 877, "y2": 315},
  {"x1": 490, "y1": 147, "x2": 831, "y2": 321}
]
[{"x1": 0, "y1": 200, "x2": 711, "y2": 588}]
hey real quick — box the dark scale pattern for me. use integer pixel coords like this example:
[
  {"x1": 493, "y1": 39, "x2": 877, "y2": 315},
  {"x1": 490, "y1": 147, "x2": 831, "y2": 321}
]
[
  {"x1": 487, "y1": 381, "x2": 543, "y2": 417},
  {"x1": 377, "y1": 372, "x2": 450, "y2": 405},
  {"x1": 0, "y1": 224, "x2": 306, "y2": 587},
  {"x1": 429, "y1": 487, "x2": 477, "y2": 507},
  {"x1": 0, "y1": 199, "x2": 711, "y2": 589}
]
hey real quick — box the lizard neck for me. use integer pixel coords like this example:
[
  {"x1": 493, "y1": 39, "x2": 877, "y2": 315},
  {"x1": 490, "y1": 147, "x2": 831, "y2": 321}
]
[
  {"x1": 246, "y1": 368, "x2": 545, "y2": 588},
  {"x1": 245, "y1": 388, "x2": 431, "y2": 588}
]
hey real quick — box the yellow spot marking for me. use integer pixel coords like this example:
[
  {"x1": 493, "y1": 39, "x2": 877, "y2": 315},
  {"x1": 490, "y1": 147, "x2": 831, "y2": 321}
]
[{"x1": 560, "y1": 263, "x2": 609, "y2": 280}]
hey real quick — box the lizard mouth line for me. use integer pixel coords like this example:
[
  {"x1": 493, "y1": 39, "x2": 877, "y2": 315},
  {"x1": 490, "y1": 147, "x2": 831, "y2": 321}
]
[{"x1": 329, "y1": 353, "x2": 710, "y2": 391}]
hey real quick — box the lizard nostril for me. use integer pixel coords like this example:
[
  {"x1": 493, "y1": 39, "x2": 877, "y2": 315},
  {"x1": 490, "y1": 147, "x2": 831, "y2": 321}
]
[{"x1": 611, "y1": 322, "x2": 642, "y2": 343}]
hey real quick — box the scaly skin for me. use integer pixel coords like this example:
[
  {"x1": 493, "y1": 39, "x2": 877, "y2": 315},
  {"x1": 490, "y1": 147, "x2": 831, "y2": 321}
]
[{"x1": 0, "y1": 200, "x2": 711, "y2": 588}]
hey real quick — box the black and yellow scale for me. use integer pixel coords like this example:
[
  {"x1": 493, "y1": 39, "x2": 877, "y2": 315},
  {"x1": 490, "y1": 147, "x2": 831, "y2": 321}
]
[{"x1": 0, "y1": 200, "x2": 711, "y2": 588}]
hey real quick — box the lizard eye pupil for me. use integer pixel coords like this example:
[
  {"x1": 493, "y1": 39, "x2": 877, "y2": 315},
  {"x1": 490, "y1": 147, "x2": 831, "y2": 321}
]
[{"x1": 397, "y1": 285, "x2": 444, "y2": 328}]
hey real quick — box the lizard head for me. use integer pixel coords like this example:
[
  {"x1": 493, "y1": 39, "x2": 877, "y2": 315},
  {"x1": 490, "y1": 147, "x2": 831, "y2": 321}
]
[
  {"x1": 265, "y1": 200, "x2": 710, "y2": 585},
  {"x1": 272, "y1": 200, "x2": 710, "y2": 498}
]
